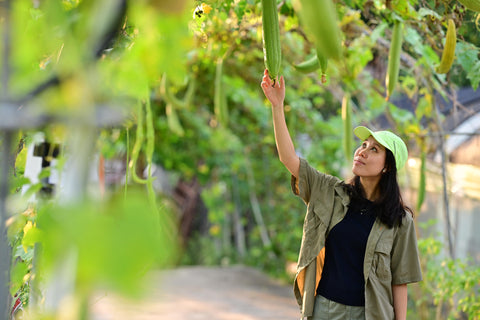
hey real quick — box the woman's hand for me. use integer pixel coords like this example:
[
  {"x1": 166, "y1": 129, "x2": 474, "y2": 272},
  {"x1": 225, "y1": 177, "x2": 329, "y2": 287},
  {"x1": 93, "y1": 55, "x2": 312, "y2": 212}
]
[
  {"x1": 261, "y1": 69, "x2": 285, "y2": 108},
  {"x1": 261, "y1": 69, "x2": 299, "y2": 177}
]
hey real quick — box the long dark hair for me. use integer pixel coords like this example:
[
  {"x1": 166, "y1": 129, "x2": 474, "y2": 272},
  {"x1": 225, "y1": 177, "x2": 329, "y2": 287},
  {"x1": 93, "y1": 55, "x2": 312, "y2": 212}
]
[{"x1": 345, "y1": 149, "x2": 413, "y2": 228}]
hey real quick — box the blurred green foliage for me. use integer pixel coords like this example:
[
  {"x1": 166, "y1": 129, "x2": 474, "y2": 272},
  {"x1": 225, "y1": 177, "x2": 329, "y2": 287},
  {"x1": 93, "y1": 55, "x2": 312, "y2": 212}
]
[
  {"x1": 8, "y1": 191, "x2": 178, "y2": 318},
  {"x1": 410, "y1": 220, "x2": 480, "y2": 320},
  {"x1": 35, "y1": 192, "x2": 177, "y2": 296}
]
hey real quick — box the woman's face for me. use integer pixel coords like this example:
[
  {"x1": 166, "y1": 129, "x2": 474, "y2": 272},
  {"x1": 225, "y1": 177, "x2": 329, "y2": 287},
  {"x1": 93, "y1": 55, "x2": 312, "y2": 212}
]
[{"x1": 352, "y1": 136, "x2": 386, "y2": 179}]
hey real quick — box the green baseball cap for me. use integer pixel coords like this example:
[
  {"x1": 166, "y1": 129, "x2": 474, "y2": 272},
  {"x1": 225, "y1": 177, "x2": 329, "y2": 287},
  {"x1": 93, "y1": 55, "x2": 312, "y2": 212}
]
[{"x1": 353, "y1": 126, "x2": 408, "y2": 171}]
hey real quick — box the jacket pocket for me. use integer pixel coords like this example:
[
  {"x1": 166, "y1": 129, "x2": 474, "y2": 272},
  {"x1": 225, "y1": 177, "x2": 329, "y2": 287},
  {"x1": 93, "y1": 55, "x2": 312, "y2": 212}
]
[
  {"x1": 372, "y1": 242, "x2": 392, "y2": 282},
  {"x1": 304, "y1": 203, "x2": 327, "y2": 232}
]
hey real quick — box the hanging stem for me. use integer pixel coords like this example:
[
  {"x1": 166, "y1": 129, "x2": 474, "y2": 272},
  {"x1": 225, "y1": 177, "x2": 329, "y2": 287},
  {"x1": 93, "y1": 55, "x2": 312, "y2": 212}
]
[
  {"x1": 433, "y1": 98, "x2": 455, "y2": 259},
  {"x1": 135, "y1": 91, "x2": 177, "y2": 244},
  {"x1": 130, "y1": 100, "x2": 148, "y2": 184},
  {"x1": 144, "y1": 96, "x2": 157, "y2": 211}
]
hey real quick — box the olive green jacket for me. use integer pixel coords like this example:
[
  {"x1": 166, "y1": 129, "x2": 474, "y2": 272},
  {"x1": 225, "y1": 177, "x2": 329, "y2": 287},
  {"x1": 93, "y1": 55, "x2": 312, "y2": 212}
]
[{"x1": 292, "y1": 158, "x2": 422, "y2": 320}]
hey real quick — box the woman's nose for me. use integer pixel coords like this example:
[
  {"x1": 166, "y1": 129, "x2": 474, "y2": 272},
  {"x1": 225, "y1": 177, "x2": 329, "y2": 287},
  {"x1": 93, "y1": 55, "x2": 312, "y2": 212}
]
[{"x1": 358, "y1": 148, "x2": 367, "y2": 157}]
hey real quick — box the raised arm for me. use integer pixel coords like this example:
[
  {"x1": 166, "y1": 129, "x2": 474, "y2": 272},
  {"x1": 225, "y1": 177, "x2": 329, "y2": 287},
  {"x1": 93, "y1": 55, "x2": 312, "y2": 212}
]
[{"x1": 261, "y1": 69, "x2": 300, "y2": 178}]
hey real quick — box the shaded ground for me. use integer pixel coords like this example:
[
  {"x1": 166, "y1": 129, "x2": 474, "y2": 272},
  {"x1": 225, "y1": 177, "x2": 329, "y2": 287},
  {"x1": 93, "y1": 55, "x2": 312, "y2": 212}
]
[{"x1": 91, "y1": 265, "x2": 300, "y2": 320}]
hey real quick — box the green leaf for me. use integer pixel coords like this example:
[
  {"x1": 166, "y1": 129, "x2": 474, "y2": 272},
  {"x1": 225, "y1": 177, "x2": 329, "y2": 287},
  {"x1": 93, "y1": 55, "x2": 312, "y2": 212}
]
[
  {"x1": 11, "y1": 176, "x2": 31, "y2": 192},
  {"x1": 10, "y1": 261, "x2": 29, "y2": 295},
  {"x1": 417, "y1": 8, "x2": 442, "y2": 20},
  {"x1": 22, "y1": 223, "x2": 43, "y2": 250},
  {"x1": 21, "y1": 183, "x2": 43, "y2": 201},
  {"x1": 14, "y1": 245, "x2": 35, "y2": 261},
  {"x1": 455, "y1": 42, "x2": 478, "y2": 68},
  {"x1": 38, "y1": 168, "x2": 52, "y2": 180},
  {"x1": 370, "y1": 22, "x2": 388, "y2": 44},
  {"x1": 392, "y1": 0, "x2": 410, "y2": 16},
  {"x1": 416, "y1": 94, "x2": 433, "y2": 120},
  {"x1": 388, "y1": 102, "x2": 414, "y2": 123},
  {"x1": 400, "y1": 75, "x2": 417, "y2": 99},
  {"x1": 404, "y1": 26, "x2": 440, "y2": 66}
]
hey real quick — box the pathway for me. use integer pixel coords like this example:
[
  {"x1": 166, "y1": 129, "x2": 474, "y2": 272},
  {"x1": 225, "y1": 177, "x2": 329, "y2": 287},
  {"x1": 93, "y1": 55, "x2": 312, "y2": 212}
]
[{"x1": 91, "y1": 265, "x2": 300, "y2": 320}]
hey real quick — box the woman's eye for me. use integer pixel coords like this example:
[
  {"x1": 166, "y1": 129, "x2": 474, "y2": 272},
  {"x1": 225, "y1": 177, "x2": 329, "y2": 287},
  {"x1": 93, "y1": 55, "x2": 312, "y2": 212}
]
[{"x1": 371, "y1": 147, "x2": 377, "y2": 152}]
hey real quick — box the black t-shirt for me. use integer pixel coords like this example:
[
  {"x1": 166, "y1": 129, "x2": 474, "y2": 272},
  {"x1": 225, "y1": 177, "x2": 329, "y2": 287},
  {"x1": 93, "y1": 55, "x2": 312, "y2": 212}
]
[{"x1": 316, "y1": 198, "x2": 377, "y2": 306}]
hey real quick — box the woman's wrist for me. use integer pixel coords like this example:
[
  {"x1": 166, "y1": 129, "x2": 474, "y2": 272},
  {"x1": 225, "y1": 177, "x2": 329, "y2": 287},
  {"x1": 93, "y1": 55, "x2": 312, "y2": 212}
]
[{"x1": 271, "y1": 102, "x2": 284, "y2": 109}]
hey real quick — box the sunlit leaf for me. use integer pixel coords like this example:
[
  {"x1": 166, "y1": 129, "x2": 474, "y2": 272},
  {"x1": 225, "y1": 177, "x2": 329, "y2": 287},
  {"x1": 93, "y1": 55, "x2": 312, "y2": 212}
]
[
  {"x1": 456, "y1": 42, "x2": 480, "y2": 90},
  {"x1": 10, "y1": 261, "x2": 29, "y2": 295}
]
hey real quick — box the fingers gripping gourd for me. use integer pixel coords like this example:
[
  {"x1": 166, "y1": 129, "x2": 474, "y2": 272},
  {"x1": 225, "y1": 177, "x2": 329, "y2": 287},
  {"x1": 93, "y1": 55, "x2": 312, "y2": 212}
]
[
  {"x1": 261, "y1": 0, "x2": 282, "y2": 80},
  {"x1": 385, "y1": 20, "x2": 403, "y2": 101},
  {"x1": 436, "y1": 19, "x2": 457, "y2": 74}
]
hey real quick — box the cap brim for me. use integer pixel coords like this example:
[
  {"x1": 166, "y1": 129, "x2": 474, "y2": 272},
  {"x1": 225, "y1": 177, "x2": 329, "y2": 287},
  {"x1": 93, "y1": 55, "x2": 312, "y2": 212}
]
[
  {"x1": 354, "y1": 126, "x2": 389, "y2": 149},
  {"x1": 354, "y1": 126, "x2": 374, "y2": 141}
]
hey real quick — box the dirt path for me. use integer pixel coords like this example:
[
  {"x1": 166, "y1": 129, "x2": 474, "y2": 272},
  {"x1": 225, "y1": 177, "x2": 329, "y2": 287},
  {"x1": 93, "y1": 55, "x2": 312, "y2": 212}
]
[{"x1": 91, "y1": 265, "x2": 300, "y2": 320}]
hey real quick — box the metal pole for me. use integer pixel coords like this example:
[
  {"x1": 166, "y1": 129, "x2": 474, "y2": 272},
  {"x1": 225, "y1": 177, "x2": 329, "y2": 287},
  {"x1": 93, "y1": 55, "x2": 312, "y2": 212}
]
[
  {"x1": 1, "y1": 0, "x2": 13, "y2": 319},
  {"x1": 41, "y1": 123, "x2": 97, "y2": 315},
  {"x1": 0, "y1": 132, "x2": 13, "y2": 320},
  {"x1": 434, "y1": 101, "x2": 455, "y2": 259}
]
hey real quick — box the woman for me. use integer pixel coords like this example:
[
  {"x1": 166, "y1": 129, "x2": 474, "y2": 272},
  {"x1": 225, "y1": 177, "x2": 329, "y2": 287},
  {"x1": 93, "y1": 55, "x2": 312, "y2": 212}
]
[{"x1": 261, "y1": 70, "x2": 422, "y2": 320}]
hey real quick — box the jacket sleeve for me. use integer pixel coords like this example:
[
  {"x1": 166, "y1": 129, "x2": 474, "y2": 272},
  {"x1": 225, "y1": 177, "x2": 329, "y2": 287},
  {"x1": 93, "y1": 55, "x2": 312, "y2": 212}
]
[
  {"x1": 391, "y1": 214, "x2": 423, "y2": 285},
  {"x1": 291, "y1": 158, "x2": 341, "y2": 205}
]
